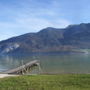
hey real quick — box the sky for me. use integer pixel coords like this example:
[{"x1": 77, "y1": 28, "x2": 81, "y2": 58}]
[{"x1": 0, "y1": 0, "x2": 90, "y2": 40}]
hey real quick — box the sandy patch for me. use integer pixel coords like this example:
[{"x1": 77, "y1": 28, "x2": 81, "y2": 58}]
[{"x1": 0, "y1": 74, "x2": 17, "y2": 78}]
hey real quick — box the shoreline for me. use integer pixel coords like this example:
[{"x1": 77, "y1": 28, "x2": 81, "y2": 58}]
[{"x1": 0, "y1": 74, "x2": 17, "y2": 78}]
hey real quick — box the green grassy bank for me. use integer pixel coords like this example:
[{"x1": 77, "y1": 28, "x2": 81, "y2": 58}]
[{"x1": 0, "y1": 74, "x2": 90, "y2": 90}]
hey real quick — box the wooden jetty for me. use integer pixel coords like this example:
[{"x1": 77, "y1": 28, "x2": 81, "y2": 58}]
[{"x1": 3, "y1": 60, "x2": 39, "y2": 75}]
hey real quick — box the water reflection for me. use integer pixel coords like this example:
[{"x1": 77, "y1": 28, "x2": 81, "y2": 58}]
[
  {"x1": 0, "y1": 55, "x2": 33, "y2": 72},
  {"x1": 0, "y1": 53, "x2": 90, "y2": 74}
]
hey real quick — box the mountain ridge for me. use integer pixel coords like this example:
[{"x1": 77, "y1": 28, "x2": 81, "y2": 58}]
[{"x1": 0, "y1": 23, "x2": 90, "y2": 55}]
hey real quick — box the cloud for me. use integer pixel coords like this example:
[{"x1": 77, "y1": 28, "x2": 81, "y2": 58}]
[
  {"x1": 0, "y1": 15, "x2": 71, "y2": 40},
  {"x1": 0, "y1": 0, "x2": 71, "y2": 32},
  {"x1": 0, "y1": 16, "x2": 71, "y2": 31},
  {"x1": 0, "y1": 0, "x2": 72, "y2": 40}
]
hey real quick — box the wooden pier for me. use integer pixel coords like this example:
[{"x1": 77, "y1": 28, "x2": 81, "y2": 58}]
[{"x1": 3, "y1": 60, "x2": 39, "y2": 75}]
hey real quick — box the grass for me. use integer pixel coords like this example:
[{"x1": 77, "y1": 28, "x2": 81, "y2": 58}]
[{"x1": 0, "y1": 74, "x2": 90, "y2": 90}]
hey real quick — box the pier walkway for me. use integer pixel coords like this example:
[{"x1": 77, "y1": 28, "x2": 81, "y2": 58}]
[{"x1": 3, "y1": 60, "x2": 39, "y2": 74}]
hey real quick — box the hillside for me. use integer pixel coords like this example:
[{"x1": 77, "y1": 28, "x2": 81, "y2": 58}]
[{"x1": 0, "y1": 23, "x2": 90, "y2": 55}]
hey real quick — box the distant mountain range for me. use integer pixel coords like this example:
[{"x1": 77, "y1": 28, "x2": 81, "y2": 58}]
[{"x1": 0, "y1": 23, "x2": 90, "y2": 55}]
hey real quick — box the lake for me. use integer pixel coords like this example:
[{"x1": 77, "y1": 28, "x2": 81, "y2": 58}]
[{"x1": 0, "y1": 53, "x2": 90, "y2": 74}]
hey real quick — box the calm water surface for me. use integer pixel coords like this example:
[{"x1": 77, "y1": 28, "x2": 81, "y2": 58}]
[{"x1": 0, "y1": 53, "x2": 90, "y2": 74}]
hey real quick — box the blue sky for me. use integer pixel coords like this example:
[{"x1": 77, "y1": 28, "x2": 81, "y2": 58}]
[{"x1": 0, "y1": 0, "x2": 90, "y2": 40}]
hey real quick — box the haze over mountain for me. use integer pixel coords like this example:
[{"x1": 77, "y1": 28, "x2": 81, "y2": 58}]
[{"x1": 0, "y1": 23, "x2": 90, "y2": 55}]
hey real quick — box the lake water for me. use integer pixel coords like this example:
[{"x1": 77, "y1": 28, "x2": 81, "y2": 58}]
[{"x1": 0, "y1": 53, "x2": 90, "y2": 74}]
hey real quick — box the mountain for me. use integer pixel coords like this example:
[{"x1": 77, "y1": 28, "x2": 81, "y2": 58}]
[{"x1": 0, "y1": 23, "x2": 90, "y2": 55}]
